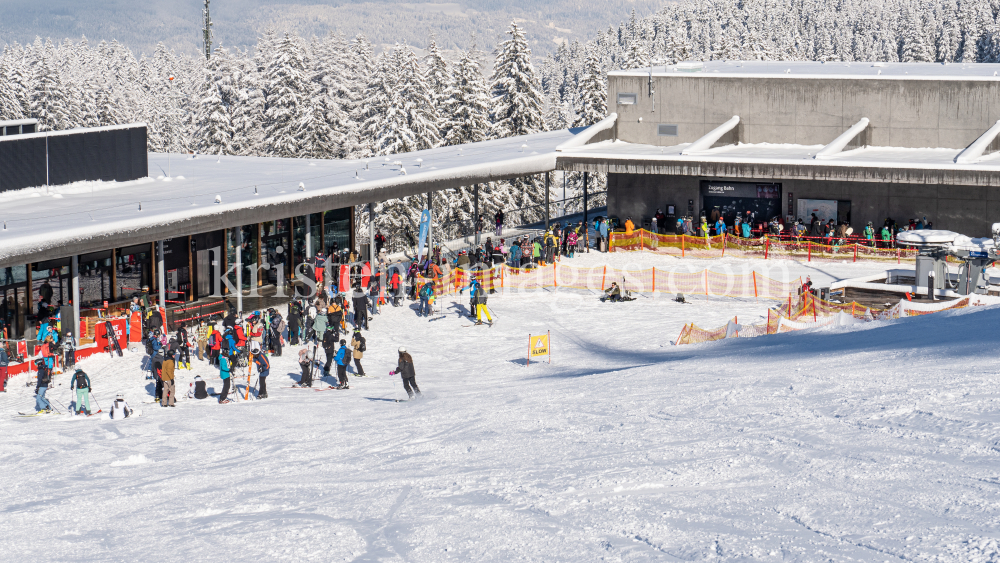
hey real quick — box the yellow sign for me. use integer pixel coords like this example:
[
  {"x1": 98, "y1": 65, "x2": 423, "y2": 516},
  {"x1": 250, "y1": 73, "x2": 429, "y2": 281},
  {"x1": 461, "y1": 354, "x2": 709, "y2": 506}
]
[{"x1": 529, "y1": 334, "x2": 549, "y2": 358}]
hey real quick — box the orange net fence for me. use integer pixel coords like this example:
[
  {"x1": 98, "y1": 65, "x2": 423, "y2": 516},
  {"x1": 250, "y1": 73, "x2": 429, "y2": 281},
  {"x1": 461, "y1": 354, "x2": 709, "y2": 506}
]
[
  {"x1": 610, "y1": 229, "x2": 921, "y2": 263},
  {"x1": 412, "y1": 263, "x2": 801, "y2": 300},
  {"x1": 675, "y1": 292, "x2": 973, "y2": 345}
]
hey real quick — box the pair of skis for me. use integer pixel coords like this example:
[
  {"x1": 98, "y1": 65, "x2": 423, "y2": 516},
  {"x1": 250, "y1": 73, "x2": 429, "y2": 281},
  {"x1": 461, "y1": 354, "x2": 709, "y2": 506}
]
[{"x1": 105, "y1": 321, "x2": 123, "y2": 357}]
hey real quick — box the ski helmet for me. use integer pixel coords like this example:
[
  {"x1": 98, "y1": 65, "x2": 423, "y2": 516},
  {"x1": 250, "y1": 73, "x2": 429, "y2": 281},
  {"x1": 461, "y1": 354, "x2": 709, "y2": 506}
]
[
  {"x1": 398, "y1": 346, "x2": 406, "y2": 353},
  {"x1": 116, "y1": 393, "x2": 124, "y2": 400}
]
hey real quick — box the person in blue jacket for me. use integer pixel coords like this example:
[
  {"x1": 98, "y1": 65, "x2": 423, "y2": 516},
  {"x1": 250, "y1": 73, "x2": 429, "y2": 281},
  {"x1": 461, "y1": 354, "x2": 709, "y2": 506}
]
[
  {"x1": 218, "y1": 353, "x2": 233, "y2": 403},
  {"x1": 334, "y1": 339, "x2": 350, "y2": 389},
  {"x1": 252, "y1": 350, "x2": 270, "y2": 399},
  {"x1": 741, "y1": 220, "x2": 752, "y2": 238},
  {"x1": 598, "y1": 218, "x2": 609, "y2": 251}
]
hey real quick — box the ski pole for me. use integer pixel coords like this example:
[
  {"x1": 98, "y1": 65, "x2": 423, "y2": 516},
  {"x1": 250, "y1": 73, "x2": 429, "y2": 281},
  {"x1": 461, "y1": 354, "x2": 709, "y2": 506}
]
[
  {"x1": 91, "y1": 392, "x2": 102, "y2": 414},
  {"x1": 51, "y1": 397, "x2": 67, "y2": 414}
]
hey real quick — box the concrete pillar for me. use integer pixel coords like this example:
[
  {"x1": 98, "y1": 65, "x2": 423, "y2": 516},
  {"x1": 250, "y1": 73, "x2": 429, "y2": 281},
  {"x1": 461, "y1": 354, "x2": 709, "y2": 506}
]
[
  {"x1": 544, "y1": 173, "x2": 550, "y2": 231},
  {"x1": 236, "y1": 237, "x2": 243, "y2": 314},
  {"x1": 157, "y1": 241, "x2": 166, "y2": 310},
  {"x1": 305, "y1": 214, "x2": 313, "y2": 260},
  {"x1": 369, "y1": 203, "x2": 376, "y2": 266},
  {"x1": 474, "y1": 184, "x2": 480, "y2": 245},
  {"x1": 71, "y1": 254, "x2": 80, "y2": 347},
  {"x1": 583, "y1": 172, "x2": 589, "y2": 252}
]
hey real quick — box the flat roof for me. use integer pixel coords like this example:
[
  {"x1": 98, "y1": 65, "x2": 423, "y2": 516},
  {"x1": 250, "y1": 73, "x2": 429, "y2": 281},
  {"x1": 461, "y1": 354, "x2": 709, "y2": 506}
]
[
  {"x1": 0, "y1": 128, "x2": 589, "y2": 268},
  {"x1": 611, "y1": 61, "x2": 1000, "y2": 80}
]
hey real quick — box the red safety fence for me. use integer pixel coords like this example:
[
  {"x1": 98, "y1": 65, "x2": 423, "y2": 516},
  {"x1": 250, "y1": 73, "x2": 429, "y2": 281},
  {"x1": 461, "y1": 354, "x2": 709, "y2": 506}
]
[
  {"x1": 407, "y1": 263, "x2": 801, "y2": 300},
  {"x1": 610, "y1": 230, "x2": 921, "y2": 264},
  {"x1": 676, "y1": 291, "x2": 973, "y2": 345}
]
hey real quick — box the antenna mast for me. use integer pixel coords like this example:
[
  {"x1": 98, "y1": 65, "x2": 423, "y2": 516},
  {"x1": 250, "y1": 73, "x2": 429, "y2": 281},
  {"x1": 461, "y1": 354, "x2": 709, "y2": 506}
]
[{"x1": 202, "y1": 0, "x2": 213, "y2": 59}]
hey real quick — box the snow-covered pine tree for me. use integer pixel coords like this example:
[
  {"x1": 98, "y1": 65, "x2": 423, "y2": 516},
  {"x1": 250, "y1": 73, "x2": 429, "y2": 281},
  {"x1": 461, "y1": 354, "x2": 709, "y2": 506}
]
[
  {"x1": 396, "y1": 45, "x2": 441, "y2": 151},
  {"x1": 423, "y1": 35, "x2": 451, "y2": 119},
  {"x1": 346, "y1": 34, "x2": 376, "y2": 159},
  {"x1": 361, "y1": 47, "x2": 416, "y2": 156},
  {"x1": 901, "y1": 7, "x2": 934, "y2": 62},
  {"x1": 442, "y1": 41, "x2": 490, "y2": 146},
  {"x1": 263, "y1": 33, "x2": 310, "y2": 157},
  {"x1": 195, "y1": 47, "x2": 235, "y2": 155},
  {"x1": 489, "y1": 21, "x2": 545, "y2": 139},
  {"x1": 574, "y1": 45, "x2": 606, "y2": 127},
  {"x1": 30, "y1": 55, "x2": 73, "y2": 131}
]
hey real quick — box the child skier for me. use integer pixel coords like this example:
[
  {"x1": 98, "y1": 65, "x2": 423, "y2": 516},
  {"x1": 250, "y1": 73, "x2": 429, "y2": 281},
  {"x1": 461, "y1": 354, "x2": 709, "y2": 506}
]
[
  {"x1": 297, "y1": 346, "x2": 314, "y2": 388},
  {"x1": 218, "y1": 353, "x2": 233, "y2": 403},
  {"x1": 70, "y1": 368, "x2": 92, "y2": 415},
  {"x1": 334, "y1": 339, "x2": 351, "y2": 389}
]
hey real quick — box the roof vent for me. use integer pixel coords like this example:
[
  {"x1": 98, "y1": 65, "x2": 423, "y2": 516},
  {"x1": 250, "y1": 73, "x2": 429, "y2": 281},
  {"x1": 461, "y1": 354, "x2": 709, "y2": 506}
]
[{"x1": 675, "y1": 61, "x2": 704, "y2": 72}]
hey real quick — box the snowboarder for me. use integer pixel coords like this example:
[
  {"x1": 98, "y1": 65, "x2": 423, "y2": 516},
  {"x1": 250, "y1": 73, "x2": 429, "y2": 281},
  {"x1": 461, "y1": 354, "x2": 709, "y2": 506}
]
[
  {"x1": 350, "y1": 328, "x2": 366, "y2": 376},
  {"x1": 390, "y1": 347, "x2": 421, "y2": 399},
  {"x1": 252, "y1": 349, "x2": 270, "y2": 399},
  {"x1": 70, "y1": 368, "x2": 92, "y2": 415},
  {"x1": 176, "y1": 324, "x2": 192, "y2": 369},
  {"x1": 335, "y1": 339, "x2": 350, "y2": 389},
  {"x1": 109, "y1": 393, "x2": 133, "y2": 419}
]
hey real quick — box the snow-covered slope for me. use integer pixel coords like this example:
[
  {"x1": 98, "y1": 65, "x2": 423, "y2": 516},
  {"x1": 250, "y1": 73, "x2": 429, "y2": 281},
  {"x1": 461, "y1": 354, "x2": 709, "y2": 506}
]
[{"x1": 1, "y1": 255, "x2": 998, "y2": 561}]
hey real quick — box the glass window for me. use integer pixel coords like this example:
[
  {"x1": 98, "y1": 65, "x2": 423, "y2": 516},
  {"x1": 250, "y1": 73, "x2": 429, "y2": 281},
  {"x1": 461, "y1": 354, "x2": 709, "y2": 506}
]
[
  {"x1": 617, "y1": 93, "x2": 637, "y2": 105},
  {"x1": 116, "y1": 245, "x2": 151, "y2": 302},
  {"x1": 262, "y1": 220, "x2": 291, "y2": 285},
  {"x1": 227, "y1": 224, "x2": 259, "y2": 290},
  {"x1": 324, "y1": 208, "x2": 352, "y2": 262},
  {"x1": 292, "y1": 213, "x2": 321, "y2": 266}
]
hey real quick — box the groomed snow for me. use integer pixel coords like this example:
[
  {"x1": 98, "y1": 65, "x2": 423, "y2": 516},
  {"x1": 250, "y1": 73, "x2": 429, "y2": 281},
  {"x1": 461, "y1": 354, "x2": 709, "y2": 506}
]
[{"x1": 2, "y1": 252, "x2": 998, "y2": 562}]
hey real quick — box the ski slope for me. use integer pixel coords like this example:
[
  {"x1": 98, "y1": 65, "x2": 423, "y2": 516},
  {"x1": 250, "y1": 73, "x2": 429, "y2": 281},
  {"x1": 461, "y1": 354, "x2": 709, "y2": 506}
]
[{"x1": 1, "y1": 254, "x2": 999, "y2": 562}]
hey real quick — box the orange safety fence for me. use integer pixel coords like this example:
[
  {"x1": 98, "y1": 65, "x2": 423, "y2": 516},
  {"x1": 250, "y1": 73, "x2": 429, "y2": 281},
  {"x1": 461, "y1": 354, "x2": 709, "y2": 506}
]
[
  {"x1": 412, "y1": 263, "x2": 802, "y2": 300},
  {"x1": 675, "y1": 291, "x2": 972, "y2": 345},
  {"x1": 610, "y1": 230, "x2": 921, "y2": 263}
]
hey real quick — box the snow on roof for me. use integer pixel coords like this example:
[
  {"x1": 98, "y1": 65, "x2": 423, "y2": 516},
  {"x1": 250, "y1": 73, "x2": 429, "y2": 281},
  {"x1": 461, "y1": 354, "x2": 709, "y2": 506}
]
[
  {"x1": 612, "y1": 61, "x2": 1000, "y2": 81},
  {"x1": 0, "y1": 128, "x2": 585, "y2": 268},
  {"x1": 896, "y1": 230, "x2": 960, "y2": 245}
]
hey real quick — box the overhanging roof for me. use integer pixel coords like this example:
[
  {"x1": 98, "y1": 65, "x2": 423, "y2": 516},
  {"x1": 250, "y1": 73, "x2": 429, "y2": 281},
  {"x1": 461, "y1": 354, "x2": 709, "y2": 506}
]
[
  {"x1": 557, "y1": 140, "x2": 1000, "y2": 187},
  {"x1": 0, "y1": 123, "x2": 618, "y2": 268}
]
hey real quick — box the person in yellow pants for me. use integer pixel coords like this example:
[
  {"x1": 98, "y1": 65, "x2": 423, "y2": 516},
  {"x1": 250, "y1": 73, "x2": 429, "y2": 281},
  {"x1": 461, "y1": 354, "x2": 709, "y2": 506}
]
[{"x1": 461, "y1": 279, "x2": 493, "y2": 325}]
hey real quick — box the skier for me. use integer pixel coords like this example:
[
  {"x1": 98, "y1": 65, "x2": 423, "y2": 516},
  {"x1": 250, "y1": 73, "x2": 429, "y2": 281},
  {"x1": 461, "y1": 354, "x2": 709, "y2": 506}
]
[
  {"x1": 297, "y1": 346, "x2": 314, "y2": 387},
  {"x1": 352, "y1": 284, "x2": 369, "y2": 330},
  {"x1": 176, "y1": 324, "x2": 192, "y2": 369},
  {"x1": 418, "y1": 280, "x2": 435, "y2": 317},
  {"x1": 109, "y1": 393, "x2": 133, "y2": 419},
  {"x1": 322, "y1": 328, "x2": 338, "y2": 375},
  {"x1": 218, "y1": 353, "x2": 233, "y2": 404},
  {"x1": 389, "y1": 268, "x2": 402, "y2": 306},
  {"x1": 70, "y1": 368, "x2": 92, "y2": 415},
  {"x1": 367, "y1": 274, "x2": 381, "y2": 316},
  {"x1": 350, "y1": 328, "x2": 366, "y2": 376},
  {"x1": 34, "y1": 358, "x2": 53, "y2": 413},
  {"x1": 334, "y1": 339, "x2": 351, "y2": 389},
  {"x1": 196, "y1": 320, "x2": 210, "y2": 362},
  {"x1": 287, "y1": 303, "x2": 301, "y2": 346},
  {"x1": 252, "y1": 349, "x2": 270, "y2": 399},
  {"x1": 161, "y1": 351, "x2": 177, "y2": 407},
  {"x1": 390, "y1": 347, "x2": 421, "y2": 400},
  {"x1": 461, "y1": 279, "x2": 492, "y2": 325}
]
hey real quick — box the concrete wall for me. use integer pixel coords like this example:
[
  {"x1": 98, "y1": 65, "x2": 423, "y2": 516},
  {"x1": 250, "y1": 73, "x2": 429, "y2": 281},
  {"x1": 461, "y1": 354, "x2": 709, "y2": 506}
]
[
  {"x1": 609, "y1": 74, "x2": 1000, "y2": 150},
  {"x1": 607, "y1": 172, "x2": 1000, "y2": 237}
]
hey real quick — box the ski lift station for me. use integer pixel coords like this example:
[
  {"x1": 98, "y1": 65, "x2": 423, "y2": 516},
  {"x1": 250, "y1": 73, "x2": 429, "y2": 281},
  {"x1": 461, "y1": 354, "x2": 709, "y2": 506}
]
[{"x1": 4, "y1": 60, "x2": 1000, "y2": 342}]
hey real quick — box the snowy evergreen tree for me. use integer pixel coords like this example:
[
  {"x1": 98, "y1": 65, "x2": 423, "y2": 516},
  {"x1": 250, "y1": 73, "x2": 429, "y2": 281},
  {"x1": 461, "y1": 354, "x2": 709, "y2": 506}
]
[
  {"x1": 263, "y1": 33, "x2": 310, "y2": 157},
  {"x1": 442, "y1": 42, "x2": 490, "y2": 146},
  {"x1": 195, "y1": 47, "x2": 235, "y2": 155},
  {"x1": 489, "y1": 22, "x2": 545, "y2": 139},
  {"x1": 574, "y1": 46, "x2": 606, "y2": 128},
  {"x1": 30, "y1": 55, "x2": 73, "y2": 131}
]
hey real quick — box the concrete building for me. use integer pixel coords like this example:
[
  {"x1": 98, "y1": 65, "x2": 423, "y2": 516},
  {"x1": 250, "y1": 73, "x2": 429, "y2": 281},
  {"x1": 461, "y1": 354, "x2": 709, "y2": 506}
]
[{"x1": 563, "y1": 61, "x2": 1000, "y2": 236}]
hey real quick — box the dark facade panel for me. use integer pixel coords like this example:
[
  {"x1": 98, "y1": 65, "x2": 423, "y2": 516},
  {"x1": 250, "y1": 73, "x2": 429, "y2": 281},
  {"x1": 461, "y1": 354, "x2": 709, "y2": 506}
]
[{"x1": 0, "y1": 125, "x2": 148, "y2": 193}]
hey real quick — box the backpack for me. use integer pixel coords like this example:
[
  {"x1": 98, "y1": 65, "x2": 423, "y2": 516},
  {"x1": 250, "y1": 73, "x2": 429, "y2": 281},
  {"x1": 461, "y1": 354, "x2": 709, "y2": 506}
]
[
  {"x1": 75, "y1": 371, "x2": 88, "y2": 389},
  {"x1": 356, "y1": 336, "x2": 366, "y2": 353}
]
